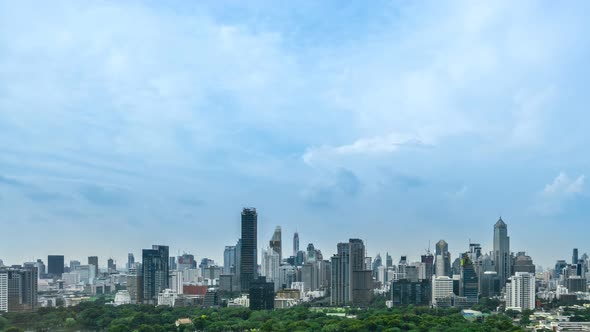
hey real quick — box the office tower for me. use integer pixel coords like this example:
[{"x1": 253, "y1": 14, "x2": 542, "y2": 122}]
[
  {"x1": 513, "y1": 252, "x2": 535, "y2": 274},
  {"x1": 480, "y1": 271, "x2": 500, "y2": 297},
  {"x1": 69, "y1": 260, "x2": 81, "y2": 272},
  {"x1": 493, "y1": 217, "x2": 511, "y2": 286},
  {"x1": 431, "y1": 276, "x2": 454, "y2": 307},
  {"x1": 169, "y1": 257, "x2": 177, "y2": 271},
  {"x1": 47, "y1": 255, "x2": 64, "y2": 278},
  {"x1": 505, "y1": 272, "x2": 535, "y2": 311},
  {"x1": 386, "y1": 253, "x2": 393, "y2": 268},
  {"x1": 391, "y1": 279, "x2": 431, "y2": 306},
  {"x1": 306, "y1": 243, "x2": 317, "y2": 263},
  {"x1": 331, "y1": 239, "x2": 372, "y2": 306},
  {"x1": 421, "y1": 251, "x2": 435, "y2": 281},
  {"x1": 240, "y1": 208, "x2": 258, "y2": 291},
  {"x1": 460, "y1": 253, "x2": 478, "y2": 305},
  {"x1": 269, "y1": 226, "x2": 282, "y2": 262},
  {"x1": 293, "y1": 231, "x2": 299, "y2": 257},
  {"x1": 573, "y1": 248, "x2": 579, "y2": 266},
  {"x1": 177, "y1": 253, "x2": 197, "y2": 270},
  {"x1": 36, "y1": 259, "x2": 46, "y2": 275},
  {"x1": 0, "y1": 266, "x2": 38, "y2": 312},
  {"x1": 249, "y1": 276, "x2": 275, "y2": 310},
  {"x1": 331, "y1": 242, "x2": 350, "y2": 305},
  {"x1": 127, "y1": 253, "x2": 135, "y2": 270},
  {"x1": 107, "y1": 258, "x2": 116, "y2": 272},
  {"x1": 435, "y1": 240, "x2": 451, "y2": 277},
  {"x1": 372, "y1": 254, "x2": 382, "y2": 278},
  {"x1": 261, "y1": 248, "x2": 280, "y2": 291},
  {"x1": 554, "y1": 260, "x2": 568, "y2": 279},
  {"x1": 127, "y1": 267, "x2": 143, "y2": 304},
  {"x1": 88, "y1": 256, "x2": 99, "y2": 276},
  {"x1": 142, "y1": 245, "x2": 169, "y2": 304},
  {"x1": 224, "y1": 246, "x2": 237, "y2": 275}
]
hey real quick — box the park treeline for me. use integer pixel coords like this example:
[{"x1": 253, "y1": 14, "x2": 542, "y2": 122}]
[{"x1": 0, "y1": 300, "x2": 523, "y2": 332}]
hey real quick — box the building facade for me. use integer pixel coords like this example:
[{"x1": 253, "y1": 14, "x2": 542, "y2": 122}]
[{"x1": 240, "y1": 208, "x2": 258, "y2": 291}]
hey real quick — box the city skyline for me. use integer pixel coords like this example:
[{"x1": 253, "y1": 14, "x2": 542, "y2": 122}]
[
  {"x1": 0, "y1": 213, "x2": 582, "y2": 272},
  {"x1": 2, "y1": 1, "x2": 590, "y2": 268}
]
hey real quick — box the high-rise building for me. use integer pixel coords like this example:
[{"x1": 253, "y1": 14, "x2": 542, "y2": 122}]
[
  {"x1": 493, "y1": 218, "x2": 511, "y2": 287},
  {"x1": 372, "y1": 254, "x2": 382, "y2": 278},
  {"x1": 261, "y1": 248, "x2": 280, "y2": 291},
  {"x1": 573, "y1": 248, "x2": 579, "y2": 266},
  {"x1": 47, "y1": 255, "x2": 64, "y2": 278},
  {"x1": 107, "y1": 258, "x2": 116, "y2": 273},
  {"x1": 36, "y1": 259, "x2": 46, "y2": 275},
  {"x1": 88, "y1": 256, "x2": 99, "y2": 277},
  {"x1": 127, "y1": 266, "x2": 143, "y2": 304},
  {"x1": 391, "y1": 279, "x2": 431, "y2": 306},
  {"x1": 0, "y1": 272, "x2": 6, "y2": 312},
  {"x1": 293, "y1": 231, "x2": 299, "y2": 257},
  {"x1": 432, "y1": 275, "x2": 454, "y2": 307},
  {"x1": 249, "y1": 276, "x2": 275, "y2": 310},
  {"x1": 169, "y1": 257, "x2": 177, "y2": 271},
  {"x1": 69, "y1": 260, "x2": 81, "y2": 272},
  {"x1": 0, "y1": 266, "x2": 38, "y2": 312},
  {"x1": 224, "y1": 246, "x2": 237, "y2": 275},
  {"x1": 240, "y1": 208, "x2": 258, "y2": 291},
  {"x1": 177, "y1": 253, "x2": 197, "y2": 270},
  {"x1": 435, "y1": 240, "x2": 451, "y2": 277},
  {"x1": 331, "y1": 242, "x2": 350, "y2": 305},
  {"x1": 330, "y1": 239, "x2": 372, "y2": 306},
  {"x1": 421, "y1": 252, "x2": 435, "y2": 281},
  {"x1": 142, "y1": 245, "x2": 169, "y2": 304},
  {"x1": 386, "y1": 253, "x2": 393, "y2": 268},
  {"x1": 513, "y1": 252, "x2": 535, "y2": 274},
  {"x1": 459, "y1": 253, "x2": 478, "y2": 305},
  {"x1": 506, "y1": 272, "x2": 535, "y2": 311},
  {"x1": 269, "y1": 226, "x2": 282, "y2": 262},
  {"x1": 127, "y1": 253, "x2": 135, "y2": 271}
]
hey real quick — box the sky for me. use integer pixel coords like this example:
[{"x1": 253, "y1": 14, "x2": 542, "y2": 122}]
[{"x1": 1, "y1": 0, "x2": 589, "y2": 269}]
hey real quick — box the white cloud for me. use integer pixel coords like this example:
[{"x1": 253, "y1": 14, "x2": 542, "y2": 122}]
[{"x1": 543, "y1": 172, "x2": 585, "y2": 196}]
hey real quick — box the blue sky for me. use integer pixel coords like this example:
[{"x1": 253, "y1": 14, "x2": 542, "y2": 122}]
[{"x1": 1, "y1": 0, "x2": 589, "y2": 268}]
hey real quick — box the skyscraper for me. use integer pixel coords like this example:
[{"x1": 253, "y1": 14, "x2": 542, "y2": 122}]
[
  {"x1": 0, "y1": 266, "x2": 37, "y2": 312},
  {"x1": 127, "y1": 253, "x2": 135, "y2": 271},
  {"x1": 223, "y1": 246, "x2": 237, "y2": 275},
  {"x1": 460, "y1": 253, "x2": 478, "y2": 305},
  {"x1": 240, "y1": 208, "x2": 258, "y2": 291},
  {"x1": 434, "y1": 240, "x2": 451, "y2": 277},
  {"x1": 88, "y1": 256, "x2": 99, "y2": 277},
  {"x1": 269, "y1": 226, "x2": 282, "y2": 262},
  {"x1": 142, "y1": 245, "x2": 169, "y2": 304},
  {"x1": 293, "y1": 231, "x2": 299, "y2": 257},
  {"x1": 573, "y1": 248, "x2": 579, "y2": 265},
  {"x1": 47, "y1": 255, "x2": 64, "y2": 278},
  {"x1": 493, "y1": 218, "x2": 511, "y2": 286},
  {"x1": 107, "y1": 258, "x2": 116, "y2": 272},
  {"x1": 331, "y1": 238, "x2": 372, "y2": 306}
]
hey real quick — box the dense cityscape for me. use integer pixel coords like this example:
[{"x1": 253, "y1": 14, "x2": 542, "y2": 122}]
[{"x1": 1, "y1": 208, "x2": 590, "y2": 331}]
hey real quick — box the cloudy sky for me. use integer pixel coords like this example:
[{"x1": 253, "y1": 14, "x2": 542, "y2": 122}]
[{"x1": 1, "y1": 0, "x2": 589, "y2": 268}]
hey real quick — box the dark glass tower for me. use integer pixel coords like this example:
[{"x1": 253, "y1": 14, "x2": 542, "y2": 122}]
[
  {"x1": 460, "y1": 253, "x2": 479, "y2": 305},
  {"x1": 88, "y1": 256, "x2": 99, "y2": 276},
  {"x1": 240, "y1": 208, "x2": 258, "y2": 291},
  {"x1": 293, "y1": 231, "x2": 299, "y2": 257},
  {"x1": 142, "y1": 245, "x2": 169, "y2": 304},
  {"x1": 47, "y1": 255, "x2": 64, "y2": 278}
]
